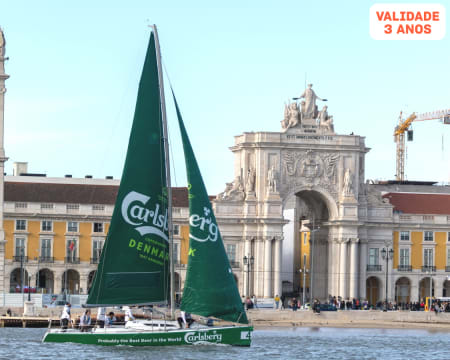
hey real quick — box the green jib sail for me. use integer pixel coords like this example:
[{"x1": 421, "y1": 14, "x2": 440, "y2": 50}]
[
  {"x1": 86, "y1": 33, "x2": 169, "y2": 306},
  {"x1": 173, "y1": 94, "x2": 248, "y2": 324}
]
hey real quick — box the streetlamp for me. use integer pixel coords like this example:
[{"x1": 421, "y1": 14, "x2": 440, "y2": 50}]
[
  {"x1": 243, "y1": 254, "x2": 254, "y2": 297},
  {"x1": 27, "y1": 275, "x2": 31, "y2": 301},
  {"x1": 299, "y1": 267, "x2": 309, "y2": 307},
  {"x1": 20, "y1": 246, "x2": 24, "y2": 301},
  {"x1": 381, "y1": 247, "x2": 394, "y2": 311}
]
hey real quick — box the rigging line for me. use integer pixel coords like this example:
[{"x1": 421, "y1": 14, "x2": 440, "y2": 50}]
[
  {"x1": 161, "y1": 58, "x2": 179, "y2": 187},
  {"x1": 86, "y1": 37, "x2": 146, "y2": 207}
]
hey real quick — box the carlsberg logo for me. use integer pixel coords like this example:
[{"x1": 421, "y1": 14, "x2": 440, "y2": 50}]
[
  {"x1": 121, "y1": 191, "x2": 168, "y2": 242},
  {"x1": 184, "y1": 331, "x2": 222, "y2": 344},
  {"x1": 189, "y1": 206, "x2": 218, "y2": 242}
]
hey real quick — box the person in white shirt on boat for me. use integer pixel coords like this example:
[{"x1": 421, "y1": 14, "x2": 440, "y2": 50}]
[
  {"x1": 60, "y1": 303, "x2": 71, "y2": 329},
  {"x1": 96, "y1": 307, "x2": 106, "y2": 328},
  {"x1": 177, "y1": 311, "x2": 194, "y2": 329},
  {"x1": 79, "y1": 309, "x2": 91, "y2": 332},
  {"x1": 123, "y1": 306, "x2": 135, "y2": 323}
]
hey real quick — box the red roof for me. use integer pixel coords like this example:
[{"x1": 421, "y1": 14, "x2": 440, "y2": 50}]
[{"x1": 383, "y1": 192, "x2": 450, "y2": 215}]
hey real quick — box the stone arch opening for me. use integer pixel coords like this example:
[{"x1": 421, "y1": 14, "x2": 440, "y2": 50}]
[
  {"x1": 366, "y1": 276, "x2": 380, "y2": 306},
  {"x1": 37, "y1": 268, "x2": 54, "y2": 294},
  {"x1": 395, "y1": 277, "x2": 411, "y2": 304},
  {"x1": 62, "y1": 269, "x2": 80, "y2": 294},
  {"x1": 10, "y1": 268, "x2": 29, "y2": 293},
  {"x1": 282, "y1": 188, "x2": 332, "y2": 301},
  {"x1": 443, "y1": 280, "x2": 450, "y2": 297},
  {"x1": 419, "y1": 277, "x2": 434, "y2": 300}
]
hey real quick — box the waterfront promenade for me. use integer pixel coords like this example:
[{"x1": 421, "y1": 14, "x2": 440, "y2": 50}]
[{"x1": 1, "y1": 306, "x2": 450, "y2": 330}]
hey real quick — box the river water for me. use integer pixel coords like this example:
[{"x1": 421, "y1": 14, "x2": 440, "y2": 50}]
[{"x1": 2, "y1": 327, "x2": 450, "y2": 359}]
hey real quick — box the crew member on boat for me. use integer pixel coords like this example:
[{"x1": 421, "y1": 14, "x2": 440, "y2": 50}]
[
  {"x1": 177, "y1": 311, "x2": 194, "y2": 329},
  {"x1": 96, "y1": 307, "x2": 106, "y2": 328},
  {"x1": 79, "y1": 309, "x2": 91, "y2": 332},
  {"x1": 123, "y1": 306, "x2": 135, "y2": 323},
  {"x1": 105, "y1": 311, "x2": 117, "y2": 326},
  {"x1": 60, "y1": 302, "x2": 71, "y2": 330}
]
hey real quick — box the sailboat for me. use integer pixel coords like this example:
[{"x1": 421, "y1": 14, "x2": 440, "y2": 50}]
[{"x1": 42, "y1": 26, "x2": 252, "y2": 346}]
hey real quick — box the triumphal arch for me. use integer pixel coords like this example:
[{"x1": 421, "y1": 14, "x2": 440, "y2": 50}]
[{"x1": 213, "y1": 84, "x2": 392, "y2": 301}]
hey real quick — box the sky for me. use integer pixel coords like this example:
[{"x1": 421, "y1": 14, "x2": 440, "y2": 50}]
[{"x1": 1, "y1": 0, "x2": 450, "y2": 195}]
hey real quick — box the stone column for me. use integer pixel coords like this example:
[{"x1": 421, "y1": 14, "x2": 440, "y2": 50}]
[
  {"x1": 54, "y1": 274, "x2": 63, "y2": 294},
  {"x1": 339, "y1": 239, "x2": 348, "y2": 299},
  {"x1": 273, "y1": 237, "x2": 282, "y2": 297},
  {"x1": 254, "y1": 238, "x2": 264, "y2": 297},
  {"x1": 410, "y1": 277, "x2": 419, "y2": 302},
  {"x1": 0, "y1": 30, "x2": 9, "y2": 294},
  {"x1": 328, "y1": 238, "x2": 339, "y2": 297},
  {"x1": 349, "y1": 238, "x2": 359, "y2": 299},
  {"x1": 263, "y1": 238, "x2": 273, "y2": 297},
  {"x1": 359, "y1": 241, "x2": 368, "y2": 300}
]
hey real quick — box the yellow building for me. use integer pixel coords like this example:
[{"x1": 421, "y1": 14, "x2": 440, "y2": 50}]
[{"x1": 3, "y1": 173, "x2": 190, "y2": 296}]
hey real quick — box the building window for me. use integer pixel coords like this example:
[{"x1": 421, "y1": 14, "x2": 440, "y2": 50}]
[
  {"x1": 226, "y1": 244, "x2": 236, "y2": 263},
  {"x1": 92, "y1": 204, "x2": 105, "y2": 211},
  {"x1": 93, "y1": 222, "x2": 104, "y2": 233},
  {"x1": 424, "y1": 248, "x2": 434, "y2": 266},
  {"x1": 15, "y1": 220, "x2": 26, "y2": 231},
  {"x1": 66, "y1": 204, "x2": 80, "y2": 212},
  {"x1": 400, "y1": 231, "x2": 410, "y2": 241},
  {"x1": 15, "y1": 237, "x2": 26, "y2": 257},
  {"x1": 173, "y1": 224, "x2": 180, "y2": 236},
  {"x1": 67, "y1": 221, "x2": 78, "y2": 232},
  {"x1": 41, "y1": 203, "x2": 54, "y2": 210},
  {"x1": 368, "y1": 248, "x2": 379, "y2": 265},
  {"x1": 447, "y1": 248, "x2": 450, "y2": 266},
  {"x1": 173, "y1": 243, "x2": 179, "y2": 264},
  {"x1": 92, "y1": 239, "x2": 104, "y2": 262},
  {"x1": 303, "y1": 254, "x2": 307, "y2": 268},
  {"x1": 424, "y1": 231, "x2": 434, "y2": 242},
  {"x1": 448, "y1": 232, "x2": 450, "y2": 242},
  {"x1": 41, "y1": 220, "x2": 52, "y2": 232},
  {"x1": 41, "y1": 238, "x2": 52, "y2": 259},
  {"x1": 399, "y1": 248, "x2": 410, "y2": 266},
  {"x1": 66, "y1": 239, "x2": 78, "y2": 259},
  {"x1": 15, "y1": 202, "x2": 27, "y2": 209}
]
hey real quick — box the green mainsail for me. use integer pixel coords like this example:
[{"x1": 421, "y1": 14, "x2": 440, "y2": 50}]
[
  {"x1": 173, "y1": 94, "x2": 248, "y2": 324},
  {"x1": 86, "y1": 33, "x2": 169, "y2": 306}
]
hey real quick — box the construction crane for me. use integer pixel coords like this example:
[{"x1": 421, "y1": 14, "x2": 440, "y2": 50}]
[{"x1": 394, "y1": 109, "x2": 450, "y2": 181}]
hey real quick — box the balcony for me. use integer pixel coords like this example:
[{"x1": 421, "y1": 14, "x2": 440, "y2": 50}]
[
  {"x1": 230, "y1": 261, "x2": 241, "y2": 268},
  {"x1": 13, "y1": 256, "x2": 28, "y2": 263},
  {"x1": 367, "y1": 265, "x2": 382, "y2": 272},
  {"x1": 39, "y1": 256, "x2": 54, "y2": 263},
  {"x1": 397, "y1": 265, "x2": 412, "y2": 272},
  {"x1": 174, "y1": 261, "x2": 186, "y2": 269},
  {"x1": 65, "y1": 257, "x2": 80, "y2": 264},
  {"x1": 90, "y1": 258, "x2": 100, "y2": 264},
  {"x1": 421, "y1": 265, "x2": 436, "y2": 272}
]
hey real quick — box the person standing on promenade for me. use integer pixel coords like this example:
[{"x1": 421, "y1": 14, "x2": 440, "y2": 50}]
[
  {"x1": 274, "y1": 294, "x2": 280, "y2": 309},
  {"x1": 252, "y1": 295, "x2": 258, "y2": 309},
  {"x1": 280, "y1": 294, "x2": 286, "y2": 310}
]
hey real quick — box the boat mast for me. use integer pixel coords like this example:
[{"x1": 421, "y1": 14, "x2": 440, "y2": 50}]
[{"x1": 150, "y1": 24, "x2": 175, "y2": 320}]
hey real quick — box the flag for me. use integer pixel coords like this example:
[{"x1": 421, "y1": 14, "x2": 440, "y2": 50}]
[{"x1": 69, "y1": 240, "x2": 75, "y2": 252}]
